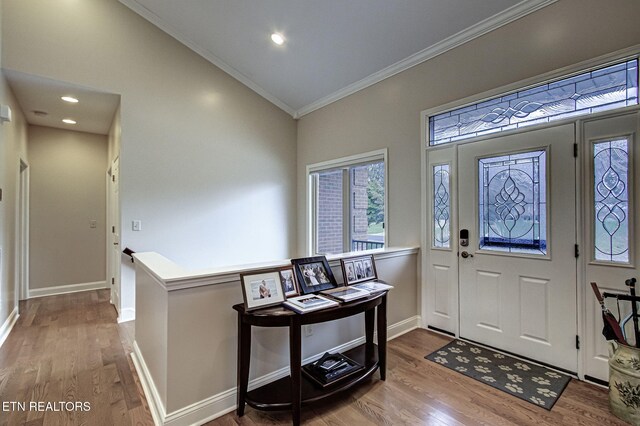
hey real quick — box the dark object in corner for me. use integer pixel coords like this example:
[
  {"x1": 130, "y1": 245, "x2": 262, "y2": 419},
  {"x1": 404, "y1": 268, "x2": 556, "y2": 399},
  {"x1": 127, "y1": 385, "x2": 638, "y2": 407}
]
[{"x1": 123, "y1": 247, "x2": 136, "y2": 262}]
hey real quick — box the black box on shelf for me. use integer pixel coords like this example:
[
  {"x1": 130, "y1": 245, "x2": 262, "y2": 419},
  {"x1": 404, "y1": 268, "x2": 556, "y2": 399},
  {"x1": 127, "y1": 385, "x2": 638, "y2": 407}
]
[{"x1": 302, "y1": 352, "x2": 365, "y2": 387}]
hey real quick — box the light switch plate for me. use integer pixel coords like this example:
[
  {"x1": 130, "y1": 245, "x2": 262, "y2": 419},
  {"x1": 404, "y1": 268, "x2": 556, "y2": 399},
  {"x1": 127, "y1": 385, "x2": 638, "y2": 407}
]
[{"x1": 132, "y1": 220, "x2": 142, "y2": 231}]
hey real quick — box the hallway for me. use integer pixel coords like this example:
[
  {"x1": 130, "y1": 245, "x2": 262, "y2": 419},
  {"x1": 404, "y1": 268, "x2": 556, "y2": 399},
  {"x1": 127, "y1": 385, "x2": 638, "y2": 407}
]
[{"x1": 0, "y1": 290, "x2": 153, "y2": 425}]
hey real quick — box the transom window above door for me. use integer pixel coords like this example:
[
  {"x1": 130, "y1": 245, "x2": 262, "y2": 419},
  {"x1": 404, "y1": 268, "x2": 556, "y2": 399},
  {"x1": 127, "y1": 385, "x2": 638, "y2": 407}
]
[{"x1": 428, "y1": 59, "x2": 638, "y2": 146}]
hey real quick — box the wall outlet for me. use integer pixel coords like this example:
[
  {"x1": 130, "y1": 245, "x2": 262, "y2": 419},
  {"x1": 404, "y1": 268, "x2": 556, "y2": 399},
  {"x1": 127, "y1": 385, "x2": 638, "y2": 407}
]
[
  {"x1": 132, "y1": 220, "x2": 142, "y2": 231},
  {"x1": 303, "y1": 325, "x2": 314, "y2": 337}
]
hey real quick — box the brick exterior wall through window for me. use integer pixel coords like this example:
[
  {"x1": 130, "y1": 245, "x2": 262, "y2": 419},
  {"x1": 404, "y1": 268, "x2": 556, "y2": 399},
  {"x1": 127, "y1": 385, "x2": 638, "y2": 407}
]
[{"x1": 317, "y1": 170, "x2": 343, "y2": 254}]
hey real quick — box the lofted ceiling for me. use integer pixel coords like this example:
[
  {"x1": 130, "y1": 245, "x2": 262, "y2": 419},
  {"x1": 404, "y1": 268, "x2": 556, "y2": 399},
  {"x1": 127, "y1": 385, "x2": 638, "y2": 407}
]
[
  {"x1": 120, "y1": 0, "x2": 555, "y2": 118},
  {"x1": 4, "y1": 70, "x2": 120, "y2": 135}
]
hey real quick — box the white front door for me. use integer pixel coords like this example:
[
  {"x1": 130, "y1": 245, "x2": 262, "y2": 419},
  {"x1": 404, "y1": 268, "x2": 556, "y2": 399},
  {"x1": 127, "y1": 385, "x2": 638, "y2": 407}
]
[
  {"x1": 582, "y1": 111, "x2": 640, "y2": 381},
  {"x1": 458, "y1": 124, "x2": 578, "y2": 372}
]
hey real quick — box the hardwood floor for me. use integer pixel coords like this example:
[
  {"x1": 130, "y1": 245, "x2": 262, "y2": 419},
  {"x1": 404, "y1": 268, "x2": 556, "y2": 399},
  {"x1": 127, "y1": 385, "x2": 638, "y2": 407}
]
[
  {"x1": 0, "y1": 290, "x2": 154, "y2": 426},
  {"x1": 211, "y1": 329, "x2": 626, "y2": 426},
  {"x1": 0, "y1": 290, "x2": 626, "y2": 425}
]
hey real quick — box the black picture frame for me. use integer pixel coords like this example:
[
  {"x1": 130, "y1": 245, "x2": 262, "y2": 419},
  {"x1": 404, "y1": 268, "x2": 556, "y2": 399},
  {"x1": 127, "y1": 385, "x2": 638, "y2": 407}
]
[
  {"x1": 340, "y1": 254, "x2": 378, "y2": 285},
  {"x1": 291, "y1": 256, "x2": 338, "y2": 295}
]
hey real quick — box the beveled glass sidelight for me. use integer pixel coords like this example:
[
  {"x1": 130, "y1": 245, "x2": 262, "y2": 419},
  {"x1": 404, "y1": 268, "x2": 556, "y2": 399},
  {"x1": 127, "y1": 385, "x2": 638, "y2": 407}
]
[
  {"x1": 433, "y1": 164, "x2": 451, "y2": 248},
  {"x1": 593, "y1": 138, "x2": 630, "y2": 263}
]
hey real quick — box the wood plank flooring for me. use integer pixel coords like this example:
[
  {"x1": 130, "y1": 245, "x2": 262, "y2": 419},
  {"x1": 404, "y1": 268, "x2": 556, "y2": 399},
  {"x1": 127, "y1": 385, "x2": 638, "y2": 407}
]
[
  {"x1": 211, "y1": 329, "x2": 627, "y2": 426},
  {"x1": 0, "y1": 290, "x2": 154, "y2": 426},
  {"x1": 0, "y1": 290, "x2": 627, "y2": 425}
]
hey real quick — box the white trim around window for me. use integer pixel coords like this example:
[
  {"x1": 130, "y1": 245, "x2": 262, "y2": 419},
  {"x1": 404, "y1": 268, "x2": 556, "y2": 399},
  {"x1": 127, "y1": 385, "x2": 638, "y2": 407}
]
[{"x1": 306, "y1": 148, "x2": 389, "y2": 256}]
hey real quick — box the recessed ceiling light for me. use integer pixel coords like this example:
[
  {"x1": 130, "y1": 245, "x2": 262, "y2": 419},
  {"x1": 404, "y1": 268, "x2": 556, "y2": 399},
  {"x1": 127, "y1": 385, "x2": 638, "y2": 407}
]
[
  {"x1": 62, "y1": 118, "x2": 77, "y2": 125},
  {"x1": 61, "y1": 96, "x2": 79, "y2": 103},
  {"x1": 271, "y1": 33, "x2": 285, "y2": 45}
]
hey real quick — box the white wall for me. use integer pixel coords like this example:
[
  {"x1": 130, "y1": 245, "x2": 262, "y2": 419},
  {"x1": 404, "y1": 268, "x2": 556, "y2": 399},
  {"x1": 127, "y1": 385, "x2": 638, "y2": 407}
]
[
  {"x1": 2, "y1": 0, "x2": 297, "y2": 318},
  {"x1": 296, "y1": 0, "x2": 640, "y2": 253},
  {"x1": 28, "y1": 125, "x2": 108, "y2": 290},
  {"x1": 0, "y1": 72, "x2": 28, "y2": 328}
]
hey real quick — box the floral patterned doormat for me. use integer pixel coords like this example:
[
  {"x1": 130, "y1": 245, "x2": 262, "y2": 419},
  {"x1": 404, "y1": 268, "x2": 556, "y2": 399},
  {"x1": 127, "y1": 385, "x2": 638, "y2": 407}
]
[{"x1": 425, "y1": 340, "x2": 571, "y2": 410}]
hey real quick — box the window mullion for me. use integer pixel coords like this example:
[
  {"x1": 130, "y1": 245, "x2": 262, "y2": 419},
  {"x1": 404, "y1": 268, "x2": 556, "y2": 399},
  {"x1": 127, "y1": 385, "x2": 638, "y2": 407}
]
[{"x1": 342, "y1": 168, "x2": 351, "y2": 253}]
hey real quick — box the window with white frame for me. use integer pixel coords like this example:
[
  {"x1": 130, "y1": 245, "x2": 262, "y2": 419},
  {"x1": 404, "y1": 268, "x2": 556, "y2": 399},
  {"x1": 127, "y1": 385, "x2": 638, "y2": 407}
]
[{"x1": 308, "y1": 150, "x2": 387, "y2": 255}]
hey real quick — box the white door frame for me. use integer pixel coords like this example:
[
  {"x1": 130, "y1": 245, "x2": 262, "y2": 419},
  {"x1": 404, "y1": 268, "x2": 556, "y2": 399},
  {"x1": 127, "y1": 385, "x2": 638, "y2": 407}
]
[
  {"x1": 17, "y1": 158, "x2": 30, "y2": 302},
  {"x1": 107, "y1": 156, "x2": 121, "y2": 316},
  {"x1": 421, "y1": 106, "x2": 640, "y2": 380}
]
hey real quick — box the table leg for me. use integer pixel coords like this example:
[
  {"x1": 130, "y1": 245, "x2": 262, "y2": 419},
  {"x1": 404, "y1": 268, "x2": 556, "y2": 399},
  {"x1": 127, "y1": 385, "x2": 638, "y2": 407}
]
[
  {"x1": 377, "y1": 295, "x2": 387, "y2": 380},
  {"x1": 290, "y1": 316, "x2": 302, "y2": 426},
  {"x1": 365, "y1": 308, "x2": 375, "y2": 365},
  {"x1": 236, "y1": 313, "x2": 251, "y2": 416}
]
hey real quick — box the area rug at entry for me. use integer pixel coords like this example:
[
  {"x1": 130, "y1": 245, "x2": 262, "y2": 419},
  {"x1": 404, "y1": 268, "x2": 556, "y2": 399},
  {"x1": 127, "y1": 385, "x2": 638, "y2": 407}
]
[{"x1": 425, "y1": 340, "x2": 570, "y2": 410}]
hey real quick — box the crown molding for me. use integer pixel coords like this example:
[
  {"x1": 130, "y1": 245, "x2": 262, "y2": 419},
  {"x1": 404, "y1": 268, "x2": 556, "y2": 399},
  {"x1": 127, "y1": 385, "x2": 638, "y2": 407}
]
[
  {"x1": 294, "y1": 0, "x2": 558, "y2": 118},
  {"x1": 120, "y1": 0, "x2": 556, "y2": 120},
  {"x1": 119, "y1": 0, "x2": 297, "y2": 117}
]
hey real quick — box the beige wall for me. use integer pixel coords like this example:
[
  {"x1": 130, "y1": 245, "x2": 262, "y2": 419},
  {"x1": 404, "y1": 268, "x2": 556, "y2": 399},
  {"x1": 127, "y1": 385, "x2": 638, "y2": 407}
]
[
  {"x1": 0, "y1": 75, "x2": 27, "y2": 325},
  {"x1": 296, "y1": 0, "x2": 640, "y2": 253},
  {"x1": 133, "y1": 249, "x2": 418, "y2": 417},
  {"x1": 2, "y1": 0, "x2": 297, "y2": 316},
  {"x1": 28, "y1": 126, "x2": 107, "y2": 290}
]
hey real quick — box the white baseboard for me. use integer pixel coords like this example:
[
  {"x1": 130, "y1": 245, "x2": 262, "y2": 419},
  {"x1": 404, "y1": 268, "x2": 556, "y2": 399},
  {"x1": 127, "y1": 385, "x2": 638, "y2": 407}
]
[
  {"x1": 131, "y1": 341, "x2": 165, "y2": 426},
  {"x1": 29, "y1": 281, "x2": 107, "y2": 298},
  {"x1": 133, "y1": 315, "x2": 421, "y2": 426},
  {"x1": 386, "y1": 315, "x2": 421, "y2": 341},
  {"x1": 118, "y1": 308, "x2": 136, "y2": 323},
  {"x1": 0, "y1": 307, "x2": 19, "y2": 348}
]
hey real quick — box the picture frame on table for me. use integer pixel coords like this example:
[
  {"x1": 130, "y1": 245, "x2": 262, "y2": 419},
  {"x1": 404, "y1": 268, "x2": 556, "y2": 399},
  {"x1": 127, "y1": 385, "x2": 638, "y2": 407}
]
[
  {"x1": 278, "y1": 266, "x2": 299, "y2": 297},
  {"x1": 291, "y1": 256, "x2": 338, "y2": 294},
  {"x1": 341, "y1": 254, "x2": 377, "y2": 286},
  {"x1": 240, "y1": 268, "x2": 286, "y2": 311}
]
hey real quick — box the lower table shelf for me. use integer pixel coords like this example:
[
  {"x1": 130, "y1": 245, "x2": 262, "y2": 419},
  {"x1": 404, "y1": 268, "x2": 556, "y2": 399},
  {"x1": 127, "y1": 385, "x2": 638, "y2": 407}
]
[{"x1": 246, "y1": 344, "x2": 379, "y2": 411}]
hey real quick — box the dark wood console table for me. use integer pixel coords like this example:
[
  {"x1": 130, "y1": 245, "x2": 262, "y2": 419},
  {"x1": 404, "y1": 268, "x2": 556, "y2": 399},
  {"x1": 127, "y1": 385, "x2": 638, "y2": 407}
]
[{"x1": 233, "y1": 291, "x2": 387, "y2": 425}]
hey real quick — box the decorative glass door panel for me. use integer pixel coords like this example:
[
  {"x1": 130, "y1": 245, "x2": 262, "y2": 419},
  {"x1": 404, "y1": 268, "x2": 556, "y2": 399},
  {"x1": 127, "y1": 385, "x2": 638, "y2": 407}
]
[
  {"x1": 458, "y1": 124, "x2": 577, "y2": 372},
  {"x1": 433, "y1": 164, "x2": 451, "y2": 248},
  {"x1": 479, "y1": 150, "x2": 547, "y2": 255},
  {"x1": 593, "y1": 138, "x2": 630, "y2": 263}
]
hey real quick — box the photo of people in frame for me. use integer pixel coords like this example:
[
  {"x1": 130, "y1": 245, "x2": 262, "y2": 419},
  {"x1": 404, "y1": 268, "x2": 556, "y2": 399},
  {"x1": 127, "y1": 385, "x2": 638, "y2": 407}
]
[
  {"x1": 341, "y1": 255, "x2": 377, "y2": 285},
  {"x1": 363, "y1": 259, "x2": 374, "y2": 278},
  {"x1": 250, "y1": 278, "x2": 279, "y2": 300},
  {"x1": 280, "y1": 269, "x2": 297, "y2": 296},
  {"x1": 354, "y1": 260, "x2": 365, "y2": 280},
  {"x1": 291, "y1": 256, "x2": 338, "y2": 295},
  {"x1": 299, "y1": 262, "x2": 331, "y2": 286},
  {"x1": 345, "y1": 261, "x2": 356, "y2": 282}
]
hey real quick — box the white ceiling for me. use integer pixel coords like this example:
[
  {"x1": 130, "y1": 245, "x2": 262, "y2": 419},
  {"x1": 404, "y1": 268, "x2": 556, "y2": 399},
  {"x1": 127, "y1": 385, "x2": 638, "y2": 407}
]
[
  {"x1": 4, "y1": 70, "x2": 120, "y2": 135},
  {"x1": 120, "y1": 0, "x2": 555, "y2": 117}
]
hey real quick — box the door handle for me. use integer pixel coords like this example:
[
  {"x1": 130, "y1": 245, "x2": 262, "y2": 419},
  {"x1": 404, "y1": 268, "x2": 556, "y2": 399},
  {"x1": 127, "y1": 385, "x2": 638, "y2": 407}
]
[
  {"x1": 113, "y1": 242, "x2": 119, "y2": 246},
  {"x1": 460, "y1": 251, "x2": 474, "y2": 258}
]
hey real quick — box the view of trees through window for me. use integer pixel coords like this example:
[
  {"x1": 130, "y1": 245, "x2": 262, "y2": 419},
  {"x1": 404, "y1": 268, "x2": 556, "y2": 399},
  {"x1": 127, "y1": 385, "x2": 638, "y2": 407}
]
[{"x1": 314, "y1": 161, "x2": 385, "y2": 254}]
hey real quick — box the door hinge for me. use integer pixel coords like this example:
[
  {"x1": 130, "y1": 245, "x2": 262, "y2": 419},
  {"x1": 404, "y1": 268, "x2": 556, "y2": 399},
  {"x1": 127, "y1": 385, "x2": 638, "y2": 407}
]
[
  {"x1": 112, "y1": 226, "x2": 115, "y2": 233},
  {"x1": 574, "y1": 244, "x2": 579, "y2": 258},
  {"x1": 573, "y1": 143, "x2": 578, "y2": 158},
  {"x1": 576, "y1": 335, "x2": 580, "y2": 350},
  {"x1": 112, "y1": 175, "x2": 115, "y2": 182},
  {"x1": 111, "y1": 277, "x2": 115, "y2": 285}
]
